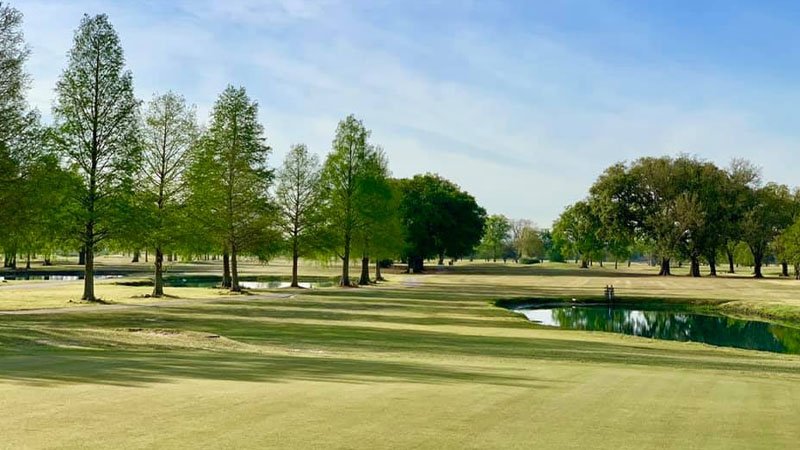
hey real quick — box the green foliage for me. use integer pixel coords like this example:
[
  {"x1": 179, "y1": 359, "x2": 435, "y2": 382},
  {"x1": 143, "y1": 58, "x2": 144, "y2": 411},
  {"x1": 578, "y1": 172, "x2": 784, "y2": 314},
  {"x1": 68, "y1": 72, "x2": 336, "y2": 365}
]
[
  {"x1": 553, "y1": 201, "x2": 603, "y2": 267},
  {"x1": 320, "y1": 115, "x2": 392, "y2": 285},
  {"x1": 399, "y1": 173, "x2": 486, "y2": 271},
  {"x1": 52, "y1": 14, "x2": 141, "y2": 299},
  {"x1": 480, "y1": 214, "x2": 511, "y2": 262},
  {"x1": 0, "y1": 2, "x2": 31, "y2": 149},
  {"x1": 185, "y1": 85, "x2": 276, "y2": 291},
  {"x1": 586, "y1": 155, "x2": 787, "y2": 276},
  {"x1": 510, "y1": 220, "x2": 544, "y2": 260},
  {"x1": 276, "y1": 143, "x2": 327, "y2": 284},
  {"x1": 740, "y1": 183, "x2": 797, "y2": 277}
]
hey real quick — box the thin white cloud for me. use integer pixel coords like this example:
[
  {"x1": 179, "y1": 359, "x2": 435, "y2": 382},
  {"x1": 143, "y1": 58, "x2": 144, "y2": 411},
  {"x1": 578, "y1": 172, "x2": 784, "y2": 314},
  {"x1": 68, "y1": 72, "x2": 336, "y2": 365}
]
[{"x1": 14, "y1": 0, "x2": 800, "y2": 226}]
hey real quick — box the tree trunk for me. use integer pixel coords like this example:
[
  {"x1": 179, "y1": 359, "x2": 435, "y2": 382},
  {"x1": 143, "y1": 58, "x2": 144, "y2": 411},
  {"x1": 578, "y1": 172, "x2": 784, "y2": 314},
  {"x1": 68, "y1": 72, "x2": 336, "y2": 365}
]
[
  {"x1": 580, "y1": 259, "x2": 588, "y2": 269},
  {"x1": 78, "y1": 247, "x2": 86, "y2": 265},
  {"x1": 340, "y1": 229, "x2": 352, "y2": 287},
  {"x1": 222, "y1": 251, "x2": 232, "y2": 288},
  {"x1": 358, "y1": 256, "x2": 370, "y2": 285},
  {"x1": 230, "y1": 242, "x2": 240, "y2": 292},
  {"x1": 727, "y1": 250, "x2": 735, "y2": 273},
  {"x1": 438, "y1": 253, "x2": 445, "y2": 266},
  {"x1": 375, "y1": 261, "x2": 384, "y2": 281},
  {"x1": 152, "y1": 247, "x2": 164, "y2": 297},
  {"x1": 43, "y1": 256, "x2": 52, "y2": 266},
  {"x1": 25, "y1": 253, "x2": 31, "y2": 270},
  {"x1": 658, "y1": 257, "x2": 671, "y2": 276},
  {"x1": 82, "y1": 240, "x2": 95, "y2": 301},
  {"x1": 781, "y1": 261, "x2": 789, "y2": 277},
  {"x1": 689, "y1": 256, "x2": 701, "y2": 277},
  {"x1": 290, "y1": 238, "x2": 299, "y2": 288},
  {"x1": 410, "y1": 255, "x2": 424, "y2": 273},
  {"x1": 131, "y1": 250, "x2": 140, "y2": 263},
  {"x1": 708, "y1": 254, "x2": 717, "y2": 277},
  {"x1": 614, "y1": 259, "x2": 618, "y2": 270},
  {"x1": 145, "y1": 250, "x2": 148, "y2": 263},
  {"x1": 753, "y1": 251, "x2": 764, "y2": 279}
]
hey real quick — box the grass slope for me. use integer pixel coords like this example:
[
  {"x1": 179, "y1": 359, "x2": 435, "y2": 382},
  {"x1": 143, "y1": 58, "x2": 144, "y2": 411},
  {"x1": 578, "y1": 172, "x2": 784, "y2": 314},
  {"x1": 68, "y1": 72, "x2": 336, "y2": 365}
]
[{"x1": 1, "y1": 262, "x2": 799, "y2": 448}]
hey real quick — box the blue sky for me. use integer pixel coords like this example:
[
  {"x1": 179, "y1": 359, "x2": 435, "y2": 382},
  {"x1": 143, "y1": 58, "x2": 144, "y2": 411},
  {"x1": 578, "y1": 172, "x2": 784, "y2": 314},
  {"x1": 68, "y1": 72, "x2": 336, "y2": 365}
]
[{"x1": 15, "y1": 0, "x2": 800, "y2": 226}]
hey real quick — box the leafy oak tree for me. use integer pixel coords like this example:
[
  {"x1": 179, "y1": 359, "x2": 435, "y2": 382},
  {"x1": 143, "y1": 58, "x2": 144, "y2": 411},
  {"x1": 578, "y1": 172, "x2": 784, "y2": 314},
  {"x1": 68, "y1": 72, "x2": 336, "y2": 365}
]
[
  {"x1": 399, "y1": 173, "x2": 486, "y2": 272},
  {"x1": 741, "y1": 183, "x2": 795, "y2": 278}
]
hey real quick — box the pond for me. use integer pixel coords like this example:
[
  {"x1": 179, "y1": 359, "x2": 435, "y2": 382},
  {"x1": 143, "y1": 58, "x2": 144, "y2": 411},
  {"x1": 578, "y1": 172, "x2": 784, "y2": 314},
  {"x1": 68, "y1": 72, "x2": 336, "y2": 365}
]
[
  {"x1": 0, "y1": 274, "x2": 123, "y2": 281},
  {"x1": 161, "y1": 275, "x2": 335, "y2": 289},
  {"x1": 511, "y1": 303, "x2": 800, "y2": 354},
  {"x1": 1, "y1": 273, "x2": 336, "y2": 289}
]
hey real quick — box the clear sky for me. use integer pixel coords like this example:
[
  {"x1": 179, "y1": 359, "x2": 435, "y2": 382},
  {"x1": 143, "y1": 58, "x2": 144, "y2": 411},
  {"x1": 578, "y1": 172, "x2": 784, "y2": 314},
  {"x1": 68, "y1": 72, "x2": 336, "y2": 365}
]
[{"x1": 15, "y1": 0, "x2": 800, "y2": 227}]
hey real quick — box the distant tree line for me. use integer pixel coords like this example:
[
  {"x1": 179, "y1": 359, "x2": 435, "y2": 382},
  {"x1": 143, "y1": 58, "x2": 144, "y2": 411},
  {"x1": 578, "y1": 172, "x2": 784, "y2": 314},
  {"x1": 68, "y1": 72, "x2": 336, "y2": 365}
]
[
  {"x1": 554, "y1": 155, "x2": 800, "y2": 278},
  {"x1": 0, "y1": 8, "x2": 488, "y2": 300}
]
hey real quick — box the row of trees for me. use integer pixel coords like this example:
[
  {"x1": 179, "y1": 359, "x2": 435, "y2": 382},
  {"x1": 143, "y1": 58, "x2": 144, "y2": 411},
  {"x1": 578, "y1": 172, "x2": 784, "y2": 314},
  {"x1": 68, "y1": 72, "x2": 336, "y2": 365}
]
[
  {"x1": 473, "y1": 216, "x2": 546, "y2": 263},
  {"x1": 555, "y1": 155, "x2": 800, "y2": 278},
  {"x1": 0, "y1": 7, "x2": 489, "y2": 300}
]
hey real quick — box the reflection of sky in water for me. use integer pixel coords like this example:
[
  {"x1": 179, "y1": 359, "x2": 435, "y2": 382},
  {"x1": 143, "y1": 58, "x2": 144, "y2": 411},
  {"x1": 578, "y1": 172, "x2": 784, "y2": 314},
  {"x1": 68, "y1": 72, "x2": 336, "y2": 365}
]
[
  {"x1": 0, "y1": 275, "x2": 123, "y2": 281},
  {"x1": 240, "y1": 281, "x2": 318, "y2": 289},
  {"x1": 521, "y1": 308, "x2": 559, "y2": 326},
  {"x1": 514, "y1": 305, "x2": 800, "y2": 354}
]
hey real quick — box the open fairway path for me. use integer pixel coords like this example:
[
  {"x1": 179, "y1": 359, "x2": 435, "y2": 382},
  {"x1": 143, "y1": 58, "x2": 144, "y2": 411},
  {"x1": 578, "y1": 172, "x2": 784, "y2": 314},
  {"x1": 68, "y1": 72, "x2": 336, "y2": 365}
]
[{"x1": 2, "y1": 264, "x2": 800, "y2": 448}]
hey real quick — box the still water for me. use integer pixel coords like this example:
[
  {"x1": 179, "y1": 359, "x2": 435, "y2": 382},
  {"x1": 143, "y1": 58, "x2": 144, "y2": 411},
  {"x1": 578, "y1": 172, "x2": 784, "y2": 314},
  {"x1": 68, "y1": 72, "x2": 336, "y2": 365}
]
[
  {"x1": 0, "y1": 274, "x2": 123, "y2": 281},
  {"x1": 514, "y1": 304, "x2": 800, "y2": 354},
  {"x1": 163, "y1": 276, "x2": 335, "y2": 289}
]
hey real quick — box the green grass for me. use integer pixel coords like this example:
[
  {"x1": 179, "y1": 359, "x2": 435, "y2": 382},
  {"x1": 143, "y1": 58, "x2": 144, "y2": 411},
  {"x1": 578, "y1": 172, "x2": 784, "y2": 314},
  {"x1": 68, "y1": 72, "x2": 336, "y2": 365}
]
[{"x1": 1, "y1": 261, "x2": 800, "y2": 448}]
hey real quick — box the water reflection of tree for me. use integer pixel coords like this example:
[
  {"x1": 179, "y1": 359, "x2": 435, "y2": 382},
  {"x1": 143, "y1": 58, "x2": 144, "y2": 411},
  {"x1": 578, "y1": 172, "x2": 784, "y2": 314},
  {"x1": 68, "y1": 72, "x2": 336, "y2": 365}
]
[
  {"x1": 548, "y1": 307, "x2": 794, "y2": 353},
  {"x1": 770, "y1": 325, "x2": 800, "y2": 353}
]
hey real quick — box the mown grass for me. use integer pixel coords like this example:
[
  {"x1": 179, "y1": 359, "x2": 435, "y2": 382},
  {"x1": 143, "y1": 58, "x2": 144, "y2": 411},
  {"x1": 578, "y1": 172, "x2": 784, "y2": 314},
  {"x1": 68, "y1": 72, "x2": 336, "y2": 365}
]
[{"x1": 1, "y1": 261, "x2": 800, "y2": 448}]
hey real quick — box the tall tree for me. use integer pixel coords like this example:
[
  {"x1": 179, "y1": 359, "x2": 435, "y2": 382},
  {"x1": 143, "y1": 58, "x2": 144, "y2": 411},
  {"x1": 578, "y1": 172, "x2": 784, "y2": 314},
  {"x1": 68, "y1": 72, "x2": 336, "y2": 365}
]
[
  {"x1": 187, "y1": 85, "x2": 273, "y2": 292},
  {"x1": 276, "y1": 143, "x2": 324, "y2": 288},
  {"x1": 0, "y1": 2, "x2": 33, "y2": 148},
  {"x1": 320, "y1": 115, "x2": 376, "y2": 287},
  {"x1": 352, "y1": 146, "x2": 393, "y2": 285},
  {"x1": 481, "y1": 215, "x2": 511, "y2": 262},
  {"x1": 141, "y1": 92, "x2": 197, "y2": 297},
  {"x1": 53, "y1": 14, "x2": 140, "y2": 301},
  {"x1": 553, "y1": 201, "x2": 603, "y2": 268},
  {"x1": 369, "y1": 178, "x2": 404, "y2": 281},
  {"x1": 0, "y1": 2, "x2": 43, "y2": 267}
]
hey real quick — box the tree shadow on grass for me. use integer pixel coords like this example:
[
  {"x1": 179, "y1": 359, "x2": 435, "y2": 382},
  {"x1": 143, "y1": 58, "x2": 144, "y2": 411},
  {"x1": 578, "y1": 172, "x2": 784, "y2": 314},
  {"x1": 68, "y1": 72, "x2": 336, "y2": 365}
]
[
  {"x1": 2, "y1": 306, "x2": 799, "y2": 389},
  {"x1": 0, "y1": 348, "x2": 551, "y2": 388}
]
